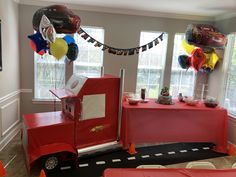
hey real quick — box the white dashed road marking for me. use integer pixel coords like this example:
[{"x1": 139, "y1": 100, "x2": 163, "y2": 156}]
[
  {"x1": 141, "y1": 155, "x2": 150, "y2": 158},
  {"x1": 155, "y1": 153, "x2": 163, "y2": 156},
  {"x1": 192, "y1": 148, "x2": 199, "y2": 151},
  {"x1": 96, "y1": 161, "x2": 106, "y2": 165},
  {"x1": 180, "y1": 150, "x2": 187, "y2": 153},
  {"x1": 127, "y1": 157, "x2": 136, "y2": 160},
  {"x1": 79, "y1": 163, "x2": 89, "y2": 167},
  {"x1": 168, "y1": 151, "x2": 176, "y2": 154},
  {"x1": 112, "y1": 159, "x2": 121, "y2": 162}
]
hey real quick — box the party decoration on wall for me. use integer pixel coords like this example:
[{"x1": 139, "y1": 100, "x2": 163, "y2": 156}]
[
  {"x1": 185, "y1": 24, "x2": 227, "y2": 49},
  {"x1": 77, "y1": 28, "x2": 165, "y2": 56},
  {"x1": 32, "y1": 5, "x2": 81, "y2": 34}
]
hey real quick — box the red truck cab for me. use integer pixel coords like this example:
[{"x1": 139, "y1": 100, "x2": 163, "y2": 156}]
[{"x1": 22, "y1": 74, "x2": 120, "y2": 171}]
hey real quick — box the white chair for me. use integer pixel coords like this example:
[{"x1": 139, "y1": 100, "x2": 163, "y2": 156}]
[
  {"x1": 136, "y1": 165, "x2": 166, "y2": 168},
  {"x1": 232, "y1": 162, "x2": 236, "y2": 168},
  {"x1": 186, "y1": 161, "x2": 216, "y2": 169}
]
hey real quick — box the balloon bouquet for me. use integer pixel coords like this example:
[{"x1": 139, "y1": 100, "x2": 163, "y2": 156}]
[
  {"x1": 178, "y1": 24, "x2": 227, "y2": 73},
  {"x1": 28, "y1": 5, "x2": 81, "y2": 62}
]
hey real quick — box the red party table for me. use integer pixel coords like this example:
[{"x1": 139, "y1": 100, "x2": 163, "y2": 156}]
[
  {"x1": 103, "y1": 168, "x2": 236, "y2": 177},
  {"x1": 120, "y1": 99, "x2": 228, "y2": 153}
]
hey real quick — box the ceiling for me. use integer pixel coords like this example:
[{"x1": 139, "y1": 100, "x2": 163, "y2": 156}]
[{"x1": 18, "y1": 0, "x2": 236, "y2": 20}]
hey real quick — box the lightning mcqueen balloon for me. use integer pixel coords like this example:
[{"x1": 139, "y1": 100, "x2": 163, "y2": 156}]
[
  {"x1": 185, "y1": 24, "x2": 227, "y2": 48},
  {"x1": 33, "y1": 5, "x2": 81, "y2": 34}
]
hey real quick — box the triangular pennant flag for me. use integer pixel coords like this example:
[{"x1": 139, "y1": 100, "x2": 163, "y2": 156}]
[
  {"x1": 116, "y1": 50, "x2": 124, "y2": 55},
  {"x1": 123, "y1": 50, "x2": 128, "y2": 56},
  {"x1": 102, "y1": 45, "x2": 109, "y2": 51},
  {"x1": 148, "y1": 42, "x2": 153, "y2": 49},
  {"x1": 135, "y1": 47, "x2": 140, "y2": 54},
  {"x1": 159, "y1": 33, "x2": 164, "y2": 41},
  {"x1": 0, "y1": 161, "x2": 6, "y2": 177},
  {"x1": 77, "y1": 28, "x2": 84, "y2": 35},
  {"x1": 154, "y1": 38, "x2": 159, "y2": 46},
  {"x1": 81, "y1": 33, "x2": 89, "y2": 40},
  {"x1": 94, "y1": 42, "x2": 102, "y2": 47},
  {"x1": 87, "y1": 37, "x2": 95, "y2": 43},
  {"x1": 108, "y1": 48, "x2": 117, "y2": 54},
  {"x1": 128, "y1": 48, "x2": 135, "y2": 55},
  {"x1": 142, "y1": 45, "x2": 147, "y2": 52}
]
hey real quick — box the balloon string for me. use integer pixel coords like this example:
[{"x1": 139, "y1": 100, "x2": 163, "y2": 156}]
[{"x1": 53, "y1": 61, "x2": 56, "y2": 112}]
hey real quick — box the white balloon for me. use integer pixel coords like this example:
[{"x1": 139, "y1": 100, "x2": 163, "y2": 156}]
[
  {"x1": 39, "y1": 15, "x2": 52, "y2": 40},
  {"x1": 45, "y1": 25, "x2": 56, "y2": 43},
  {"x1": 39, "y1": 15, "x2": 56, "y2": 43}
]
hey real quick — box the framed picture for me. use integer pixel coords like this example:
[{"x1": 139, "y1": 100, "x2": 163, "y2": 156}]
[{"x1": 0, "y1": 20, "x2": 2, "y2": 71}]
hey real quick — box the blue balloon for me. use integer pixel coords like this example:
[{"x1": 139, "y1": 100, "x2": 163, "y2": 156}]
[
  {"x1": 66, "y1": 43, "x2": 79, "y2": 61},
  {"x1": 28, "y1": 32, "x2": 48, "y2": 53},
  {"x1": 178, "y1": 55, "x2": 191, "y2": 69},
  {"x1": 63, "y1": 35, "x2": 75, "y2": 45}
]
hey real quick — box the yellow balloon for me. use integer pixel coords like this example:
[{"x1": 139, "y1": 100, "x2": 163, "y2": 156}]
[
  {"x1": 182, "y1": 39, "x2": 195, "y2": 54},
  {"x1": 50, "y1": 38, "x2": 68, "y2": 60},
  {"x1": 203, "y1": 51, "x2": 219, "y2": 70}
]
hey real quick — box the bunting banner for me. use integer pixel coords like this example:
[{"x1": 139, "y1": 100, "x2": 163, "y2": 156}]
[{"x1": 77, "y1": 28, "x2": 164, "y2": 56}]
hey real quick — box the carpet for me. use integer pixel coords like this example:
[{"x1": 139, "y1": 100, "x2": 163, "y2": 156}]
[{"x1": 48, "y1": 142, "x2": 227, "y2": 177}]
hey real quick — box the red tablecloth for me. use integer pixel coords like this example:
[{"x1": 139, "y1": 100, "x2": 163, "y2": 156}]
[
  {"x1": 103, "y1": 168, "x2": 236, "y2": 177},
  {"x1": 120, "y1": 99, "x2": 228, "y2": 153}
]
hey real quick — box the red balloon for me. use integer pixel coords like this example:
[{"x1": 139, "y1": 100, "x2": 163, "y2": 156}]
[
  {"x1": 191, "y1": 48, "x2": 206, "y2": 71},
  {"x1": 29, "y1": 40, "x2": 45, "y2": 56},
  {"x1": 30, "y1": 40, "x2": 37, "y2": 52},
  {"x1": 38, "y1": 50, "x2": 45, "y2": 56}
]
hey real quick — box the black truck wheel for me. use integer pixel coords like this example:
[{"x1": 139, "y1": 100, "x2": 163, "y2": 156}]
[{"x1": 41, "y1": 155, "x2": 60, "y2": 172}]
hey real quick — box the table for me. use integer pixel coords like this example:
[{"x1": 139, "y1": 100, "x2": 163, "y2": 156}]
[
  {"x1": 120, "y1": 99, "x2": 228, "y2": 153},
  {"x1": 103, "y1": 168, "x2": 236, "y2": 177}
]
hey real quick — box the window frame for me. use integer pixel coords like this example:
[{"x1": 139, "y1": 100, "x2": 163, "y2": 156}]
[
  {"x1": 221, "y1": 33, "x2": 236, "y2": 118},
  {"x1": 33, "y1": 26, "x2": 105, "y2": 102},
  {"x1": 73, "y1": 26, "x2": 105, "y2": 77},
  {"x1": 170, "y1": 33, "x2": 196, "y2": 98},
  {"x1": 136, "y1": 31, "x2": 168, "y2": 98}
]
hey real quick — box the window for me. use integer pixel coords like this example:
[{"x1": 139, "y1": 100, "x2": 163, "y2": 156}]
[
  {"x1": 73, "y1": 27, "x2": 104, "y2": 76},
  {"x1": 34, "y1": 27, "x2": 104, "y2": 100},
  {"x1": 222, "y1": 34, "x2": 236, "y2": 116},
  {"x1": 170, "y1": 33, "x2": 196, "y2": 98},
  {"x1": 34, "y1": 34, "x2": 65, "y2": 100},
  {"x1": 136, "y1": 31, "x2": 168, "y2": 98}
]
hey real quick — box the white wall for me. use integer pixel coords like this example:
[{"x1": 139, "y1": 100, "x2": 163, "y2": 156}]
[{"x1": 0, "y1": 0, "x2": 21, "y2": 150}]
